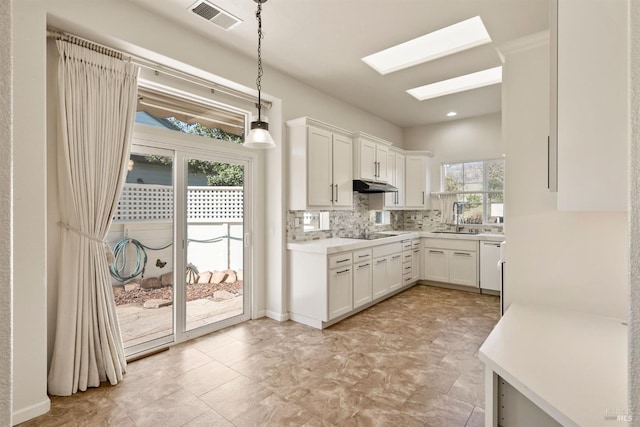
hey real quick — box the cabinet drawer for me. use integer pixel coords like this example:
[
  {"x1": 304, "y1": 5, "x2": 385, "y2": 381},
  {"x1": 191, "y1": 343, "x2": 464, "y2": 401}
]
[
  {"x1": 329, "y1": 253, "x2": 352, "y2": 269},
  {"x1": 412, "y1": 239, "x2": 420, "y2": 248},
  {"x1": 403, "y1": 251, "x2": 412, "y2": 263},
  {"x1": 353, "y1": 248, "x2": 372, "y2": 262},
  {"x1": 402, "y1": 240, "x2": 413, "y2": 250},
  {"x1": 423, "y1": 238, "x2": 478, "y2": 252},
  {"x1": 403, "y1": 272, "x2": 412, "y2": 284},
  {"x1": 372, "y1": 242, "x2": 403, "y2": 258},
  {"x1": 403, "y1": 264, "x2": 412, "y2": 274}
]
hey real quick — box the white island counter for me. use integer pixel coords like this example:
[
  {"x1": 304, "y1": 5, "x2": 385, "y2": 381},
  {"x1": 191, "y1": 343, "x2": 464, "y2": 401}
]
[{"x1": 479, "y1": 303, "x2": 628, "y2": 427}]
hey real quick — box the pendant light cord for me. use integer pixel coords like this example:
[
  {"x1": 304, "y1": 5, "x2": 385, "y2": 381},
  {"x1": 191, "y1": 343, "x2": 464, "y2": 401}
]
[{"x1": 256, "y1": 1, "x2": 264, "y2": 122}]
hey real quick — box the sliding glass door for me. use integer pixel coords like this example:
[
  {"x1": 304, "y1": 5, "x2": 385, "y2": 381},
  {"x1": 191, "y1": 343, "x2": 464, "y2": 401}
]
[
  {"x1": 109, "y1": 142, "x2": 252, "y2": 356},
  {"x1": 108, "y1": 146, "x2": 175, "y2": 355},
  {"x1": 177, "y1": 153, "x2": 250, "y2": 339}
]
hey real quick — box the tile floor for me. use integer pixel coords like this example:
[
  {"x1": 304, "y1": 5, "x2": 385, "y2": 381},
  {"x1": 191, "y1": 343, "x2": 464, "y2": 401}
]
[{"x1": 21, "y1": 285, "x2": 500, "y2": 427}]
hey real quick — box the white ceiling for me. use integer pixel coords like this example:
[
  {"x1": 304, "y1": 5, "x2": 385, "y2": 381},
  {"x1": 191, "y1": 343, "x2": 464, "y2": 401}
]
[{"x1": 129, "y1": 0, "x2": 549, "y2": 128}]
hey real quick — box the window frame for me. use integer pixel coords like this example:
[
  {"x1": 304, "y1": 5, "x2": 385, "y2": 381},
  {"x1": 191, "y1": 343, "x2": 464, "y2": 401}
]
[{"x1": 440, "y1": 158, "x2": 505, "y2": 225}]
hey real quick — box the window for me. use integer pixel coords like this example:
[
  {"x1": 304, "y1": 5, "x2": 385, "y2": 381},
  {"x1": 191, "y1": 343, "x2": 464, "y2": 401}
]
[
  {"x1": 442, "y1": 159, "x2": 504, "y2": 224},
  {"x1": 135, "y1": 86, "x2": 247, "y2": 143}
]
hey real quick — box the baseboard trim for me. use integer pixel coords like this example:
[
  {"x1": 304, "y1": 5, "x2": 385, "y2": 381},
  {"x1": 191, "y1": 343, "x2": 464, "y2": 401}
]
[
  {"x1": 13, "y1": 398, "x2": 50, "y2": 426},
  {"x1": 266, "y1": 310, "x2": 290, "y2": 322}
]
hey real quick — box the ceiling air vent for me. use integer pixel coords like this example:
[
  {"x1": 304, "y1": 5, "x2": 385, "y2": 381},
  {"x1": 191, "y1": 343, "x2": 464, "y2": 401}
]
[{"x1": 189, "y1": 0, "x2": 242, "y2": 31}]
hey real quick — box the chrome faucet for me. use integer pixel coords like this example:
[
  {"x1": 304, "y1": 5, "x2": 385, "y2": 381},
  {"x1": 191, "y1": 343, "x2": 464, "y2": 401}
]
[{"x1": 452, "y1": 201, "x2": 464, "y2": 232}]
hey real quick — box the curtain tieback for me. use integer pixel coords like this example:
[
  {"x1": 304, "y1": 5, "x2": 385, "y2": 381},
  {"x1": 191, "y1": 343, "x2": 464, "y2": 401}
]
[{"x1": 58, "y1": 222, "x2": 115, "y2": 264}]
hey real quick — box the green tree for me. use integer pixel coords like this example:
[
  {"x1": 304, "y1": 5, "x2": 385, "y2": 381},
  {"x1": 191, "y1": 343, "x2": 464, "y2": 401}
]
[{"x1": 145, "y1": 118, "x2": 245, "y2": 187}]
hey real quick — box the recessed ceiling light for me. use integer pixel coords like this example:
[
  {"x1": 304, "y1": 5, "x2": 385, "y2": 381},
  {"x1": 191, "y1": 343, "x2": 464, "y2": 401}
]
[
  {"x1": 407, "y1": 66, "x2": 502, "y2": 101},
  {"x1": 362, "y1": 16, "x2": 492, "y2": 75},
  {"x1": 446, "y1": 112, "x2": 458, "y2": 117}
]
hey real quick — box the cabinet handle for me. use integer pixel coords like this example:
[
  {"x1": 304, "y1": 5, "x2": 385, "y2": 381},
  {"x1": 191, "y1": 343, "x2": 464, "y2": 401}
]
[
  {"x1": 335, "y1": 269, "x2": 351, "y2": 275},
  {"x1": 483, "y1": 242, "x2": 501, "y2": 247},
  {"x1": 422, "y1": 191, "x2": 425, "y2": 204},
  {"x1": 376, "y1": 259, "x2": 386, "y2": 264},
  {"x1": 358, "y1": 263, "x2": 370, "y2": 268},
  {"x1": 429, "y1": 250, "x2": 444, "y2": 254},
  {"x1": 335, "y1": 184, "x2": 338, "y2": 203},
  {"x1": 413, "y1": 250, "x2": 420, "y2": 253},
  {"x1": 404, "y1": 266, "x2": 412, "y2": 271},
  {"x1": 405, "y1": 277, "x2": 411, "y2": 282},
  {"x1": 392, "y1": 255, "x2": 401, "y2": 259},
  {"x1": 336, "y1": 258, "x2": 350, "y2": 263},
  {"x1": 454, "y1": 252, "x2": 472, "y2": 257},
  {"x1": 358, "y1": 254, "x2": 369, "y2": 258},
  {"x1": 547, "y1": 136, "x2": 550, "y2": 190},
  {"x1": 330, "y1": 184, "x2": 334, "y2": 202}
]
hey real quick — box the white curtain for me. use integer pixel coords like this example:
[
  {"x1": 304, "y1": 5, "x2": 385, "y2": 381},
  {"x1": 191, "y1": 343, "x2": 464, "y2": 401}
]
[
  {"x1": 440, "y1": 194, "x2": 458, "y2": 224},
  {"x1": 48, "y1": 41, "x2": 139, "y2": 396}
]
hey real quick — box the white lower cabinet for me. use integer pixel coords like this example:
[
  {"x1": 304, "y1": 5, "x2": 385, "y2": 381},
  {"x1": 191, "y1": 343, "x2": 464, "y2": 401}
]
[
  {"x1": 422, "y1": 238, "x2": 478, "y2": 287},
  {"x1": 411, "y1": 240, "x2": 421, "y2": 282},
  {"x1": 353, "y1": 249, "x2": 372, "y2": 308},
  {"x1": 328, "y1": 265, "x2": 353, "y2": 320},
  {"x1": 372, "y1": 242, "x2": 403, "y2": 298},
  {"x1": 424, "y1": 249, "x2": 449, "y2": 282},
  {"x1": 289, "y1": 241, "x2": 411, "y2": 329},
  {"x1": 372, "y1": 257, "x2": 389, "y2": 299},
  {"x1": 388, "y1": 253, "x2": 403, "y2": 292},
  {"x1": 449, "y1": 251, "x2": 477, "y2": 287}
]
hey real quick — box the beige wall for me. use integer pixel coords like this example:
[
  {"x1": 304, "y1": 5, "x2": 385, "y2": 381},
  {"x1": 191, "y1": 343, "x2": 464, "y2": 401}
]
[
  {"x1": 1, "y1": 0, "x2": 13, "y2": 425},
  {"x1": 629, "y1": 1, "x2": 639, "y2": 418},
  {"x1": 403, "y1": 113, "x2": 502, "y2": 194}
]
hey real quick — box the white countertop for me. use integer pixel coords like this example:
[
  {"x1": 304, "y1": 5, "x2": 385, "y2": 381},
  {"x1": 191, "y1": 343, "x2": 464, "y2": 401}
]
[
  {"x1": 479, "y1": 303, "x2": 628, "y2": 427},
  {"x1": 287, "y1": 231, "x2": 505, "y2": 254}
]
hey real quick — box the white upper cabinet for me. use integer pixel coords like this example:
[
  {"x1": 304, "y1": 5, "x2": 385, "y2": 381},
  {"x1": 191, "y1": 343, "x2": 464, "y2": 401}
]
[
  {"x1": 550, "y1": 0, "x2": 628, "y2": 212},
  {"x1": 353, "y1": 133, "x2": 392, "y2": 183},
  {"x1": 404, "y1": 155, "x2": 429, "y2": 209},
  {"x1": 385, "y1": 151, "x2": 405, "y2": 209},
  {"x1": 287, "y1": 117, "x2": 353, "y2": 210}
]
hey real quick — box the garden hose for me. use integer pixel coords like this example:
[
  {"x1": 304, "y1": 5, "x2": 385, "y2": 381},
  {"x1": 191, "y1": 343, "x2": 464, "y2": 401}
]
[{"x1": 109, "y1": 235, "x2": 243, "y2": 283}]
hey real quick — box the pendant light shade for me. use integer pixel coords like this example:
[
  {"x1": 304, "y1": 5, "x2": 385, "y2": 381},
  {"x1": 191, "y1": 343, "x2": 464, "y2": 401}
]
[
  {"x1": 243, "y1": 0, "x2": 275, "y2": 149},
  {"x1": 245, "y1": 119, "x2": 275, "y2": 148}
]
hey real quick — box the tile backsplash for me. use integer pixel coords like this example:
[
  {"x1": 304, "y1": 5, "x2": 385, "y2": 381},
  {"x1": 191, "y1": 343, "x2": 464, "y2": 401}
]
[{"x1": 287, "y1": 193, "x2": 504, "y2": 242}]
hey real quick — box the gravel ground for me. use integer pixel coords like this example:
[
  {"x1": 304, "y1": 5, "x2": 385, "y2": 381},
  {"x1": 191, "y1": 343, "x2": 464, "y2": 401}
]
[{"x1": 113, "y1": 280, "x2": 243, "y2": 306}]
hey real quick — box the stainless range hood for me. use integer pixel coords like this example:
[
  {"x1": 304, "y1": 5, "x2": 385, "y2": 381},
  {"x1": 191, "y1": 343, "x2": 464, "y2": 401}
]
[{"x1": 353, "y1": 179, "x2": 398, "y2": 193}]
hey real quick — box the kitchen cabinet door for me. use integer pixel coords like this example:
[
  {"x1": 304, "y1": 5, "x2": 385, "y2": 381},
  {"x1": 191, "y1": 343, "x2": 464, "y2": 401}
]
[
  {"x1": 328, "y1": 266, "x2": 353, "y2": 320},
  {"x1": 424, "y1": 249, "x2": 448, "y2": 282},
  {"x1": 411, "y1": 247, "x2": 421, "y2": 282},
  {"x1": 306, "y1": 126, "x2": 333, "y2": 207},
  {"x1": 375, "y1": 144, "x2": 390, "y2": 183},
  {"x1": 332, "y1": 133, "x2": 353, "y2": 208},
  {"x1": 359, "y1": 139, "x2": 377, "y2": 181},
  {"x1": 550, "y1": 0, "x2": 627, "y2": 211},
  {"x1": 405, "y1": 155, "x2": 427, "y2": 209},
  {"x1": 353, "y1": 261, "x2": 372, "y2": 309},
  {"x1": 449, "y1": 251, "x2": 477, "y2": 287},
  {"x1": 372, "y1": 257, "x2": 389, "y2": 299},
  {"x1": 384, "y1": 151, "x2": 405, "y2": 208},
  {"x1": 388, "y1": 253, "x2": 403, "y2": 292}
]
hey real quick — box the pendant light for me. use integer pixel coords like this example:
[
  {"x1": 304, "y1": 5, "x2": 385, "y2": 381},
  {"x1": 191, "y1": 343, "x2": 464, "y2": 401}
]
[{"x1": 244, "y1": 0, "x2": 276, "y2": 149}]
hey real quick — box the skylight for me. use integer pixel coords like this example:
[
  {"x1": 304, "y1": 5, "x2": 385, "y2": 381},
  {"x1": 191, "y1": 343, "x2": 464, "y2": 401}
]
[
  {"x1": 407, "y1": 66, "x2": 502, "y2": 101},
  {"x1": 361, "y1": 16, "x2": 492, "y2": 75}
]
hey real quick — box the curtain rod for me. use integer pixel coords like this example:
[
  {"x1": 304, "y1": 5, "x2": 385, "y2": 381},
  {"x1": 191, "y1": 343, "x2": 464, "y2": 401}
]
[{"x1": 46, "y1": 28, "x2": 271, "y2": 110}]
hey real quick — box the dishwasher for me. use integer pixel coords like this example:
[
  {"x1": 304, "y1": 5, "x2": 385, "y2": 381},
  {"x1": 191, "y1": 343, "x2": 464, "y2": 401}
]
[{"x1": 480, "y1": 241, "x2": 502, "y2": 292}]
